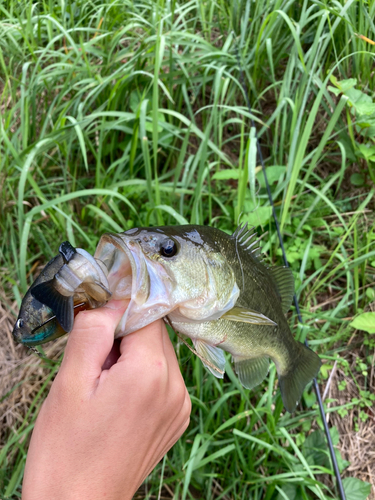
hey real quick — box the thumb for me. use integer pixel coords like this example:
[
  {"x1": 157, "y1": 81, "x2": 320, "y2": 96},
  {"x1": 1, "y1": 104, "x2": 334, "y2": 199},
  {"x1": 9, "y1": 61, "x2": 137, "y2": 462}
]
[{"x1": 59, "y1": 299, "x2": 129, "y2": 391}]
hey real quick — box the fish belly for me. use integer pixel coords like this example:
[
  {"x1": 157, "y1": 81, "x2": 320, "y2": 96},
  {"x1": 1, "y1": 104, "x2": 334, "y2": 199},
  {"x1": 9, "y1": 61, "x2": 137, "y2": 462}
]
[{"x1": 169, "y1": 317, "x2": 287, "y2": 361}]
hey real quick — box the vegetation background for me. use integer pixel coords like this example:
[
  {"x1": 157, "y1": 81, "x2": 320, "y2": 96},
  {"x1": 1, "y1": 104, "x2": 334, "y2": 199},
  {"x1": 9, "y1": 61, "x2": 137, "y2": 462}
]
[{"x1": 1, "y1": 0, "x2": 375, "y2": 498}]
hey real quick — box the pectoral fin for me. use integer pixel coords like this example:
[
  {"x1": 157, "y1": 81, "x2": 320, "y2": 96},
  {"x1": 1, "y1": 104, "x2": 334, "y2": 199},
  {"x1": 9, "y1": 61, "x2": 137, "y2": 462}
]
[
  {"x1": 221, "y1": 306, "x2": 276, "y2": 326},
  {"x1": 192, "y1": 340, "x2": 226, "y2": 378},
  {"x1": 31, "y1": 279, "x2": 74, "y2": 332},
  {"x1": 233, "y1": 355, "x2": 269, "y2": 390}
]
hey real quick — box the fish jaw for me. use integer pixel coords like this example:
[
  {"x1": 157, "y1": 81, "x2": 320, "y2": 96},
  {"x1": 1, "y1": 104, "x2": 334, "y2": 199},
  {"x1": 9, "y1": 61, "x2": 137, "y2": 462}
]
[
  {"x1": 94, "y1": 233, "x2": 176, "y2": 337},
  {"x1": 95, "y1": 229, "x2": 242, "y2": 338}
]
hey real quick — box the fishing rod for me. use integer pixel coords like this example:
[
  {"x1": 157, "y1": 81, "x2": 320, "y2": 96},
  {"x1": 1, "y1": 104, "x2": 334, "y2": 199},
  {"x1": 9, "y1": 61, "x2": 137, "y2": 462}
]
[{"x1": 234, "y1": 46, "x2": 347, "y2": 500}]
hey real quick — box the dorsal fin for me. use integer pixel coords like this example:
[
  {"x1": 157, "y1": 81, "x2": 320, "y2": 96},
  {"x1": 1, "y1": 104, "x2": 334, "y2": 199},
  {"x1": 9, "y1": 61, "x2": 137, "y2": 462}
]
[
  {"x1": 231, "y1": 223, "x2": 263, "y2": 261},
  {"x1": 270, "y1": 266, "x2": 295, "y2": 314}
]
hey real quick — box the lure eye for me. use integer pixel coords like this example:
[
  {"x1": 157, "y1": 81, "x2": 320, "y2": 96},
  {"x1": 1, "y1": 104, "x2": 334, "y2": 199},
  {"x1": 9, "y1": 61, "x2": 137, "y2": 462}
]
[
  {"x1": 16, "y1": 318, "x2": 24, "y2": 329},
  {"x1": 160, "y1": 239, "x2": 178, "y2": 258}
]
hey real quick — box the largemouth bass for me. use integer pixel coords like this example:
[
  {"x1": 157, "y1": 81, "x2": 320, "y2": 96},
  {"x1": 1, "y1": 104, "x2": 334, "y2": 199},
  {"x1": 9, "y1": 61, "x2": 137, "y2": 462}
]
[{"x1": 13, "y1": 224, "x2": 321, "y2": 412}]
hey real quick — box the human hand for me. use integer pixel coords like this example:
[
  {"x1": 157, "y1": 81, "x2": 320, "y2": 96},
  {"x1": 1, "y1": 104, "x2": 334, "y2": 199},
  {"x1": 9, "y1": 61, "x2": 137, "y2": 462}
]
[{"x1": 22, "y1": 300, "x2": 191, "y2": 500}]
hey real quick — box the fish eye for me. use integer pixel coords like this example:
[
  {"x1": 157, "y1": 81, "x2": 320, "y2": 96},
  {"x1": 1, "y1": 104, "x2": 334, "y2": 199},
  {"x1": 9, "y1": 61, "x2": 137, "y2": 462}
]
[
  {"x1": 16, "y1": 318, "x2": 24, "y2": 329},
  {"x1": 160, "y1": 239, "x2": 178, "y2": 258}
]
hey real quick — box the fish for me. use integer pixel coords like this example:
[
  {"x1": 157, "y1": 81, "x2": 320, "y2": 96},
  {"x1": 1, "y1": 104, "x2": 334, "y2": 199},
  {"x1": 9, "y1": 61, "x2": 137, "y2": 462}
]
[{"x1": 13, "y1": 225, "x2": 321, "y2": 411}]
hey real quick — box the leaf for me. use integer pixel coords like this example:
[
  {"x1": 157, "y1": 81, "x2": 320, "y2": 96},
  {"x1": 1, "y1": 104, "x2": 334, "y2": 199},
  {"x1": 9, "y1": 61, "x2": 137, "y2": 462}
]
[
  {"x1": 343, "y1": 478, "x2": 371, "y2": 500},
  {"x1": 192, "y1": 444, "x2": 236, "y2": 470},
  {"x1": 276, "y1": 484, "x2": 298, "y2": 500},
  {"x1": 350, "y1": 313, "x2": 375, "y2": 334},
  {"x1": 356, "y1": 121, "x2": 375, "y2": 137},
  {"x1": 65, "y1": 116, "x2": 88, "y2": 172},
  {"x1": 151, "y1": 205, "x2": 189, "y2": 225},
  {"x1": 338, "y1": 78, "x2": 357, "y2": 91},
  {"x1": 129, "y1": 90, "x2": 140, "y2": 113},
  {"x1": 212, "y1": 169, "x2": 240, "y2": 180},
  {"x1": 334, "y1": 447, "x2": 350, "y2": 473},
  {"x1": 329, "y1": 77, "x2": 357, "y2": 93},
  {"x1": 145, "y1": 111, "x2": 165, "y2": 133},
  {"x1": 357, "y1": 144, "x2": 375, "y2": 159},
  {"x1": 338, "y1": 134, "x2": 357, "y2": 162},
  {"x1": 302, "y1": 386, "x2": 316, "y2": 408},
  {"x1": 346, "y1": 87, "x2": 366, "y2": 105},
  {"x1": 319, "y1": 364, "x2": 333, "y2": 379},
  {"x1": 354, "y1": 102, "x2": 375, "y2": 115},
  {"x1": 302, "y1": 430, "x2": 329, "y2": 467},
  {"x1": 241, "y1": 206, "x2": 272, "y2": 228},
  {"x1": 329, "y1": 426, "x2": 339, "y2": 446},
  {"x1": 256, "y1": 165, "x2": 286, "y2": 188},
  {"x1": 356, "y1": 117, "x2": 375, "y2": 130},
  {"x1": 356, "y1": 92, "x2": 373, "y2": 105},
  {"x1": 129, "y1": 90, "x2": 159, "y2": 114},
  {"x1": 350, "y1": 173, "x2": 365, "y2": 187},
  {"x1": 327, "y1": 427, "x2": 350, "y2": 472},
  {"x1": 328, "y1": 85, "x2": 341, "y2": 97}
]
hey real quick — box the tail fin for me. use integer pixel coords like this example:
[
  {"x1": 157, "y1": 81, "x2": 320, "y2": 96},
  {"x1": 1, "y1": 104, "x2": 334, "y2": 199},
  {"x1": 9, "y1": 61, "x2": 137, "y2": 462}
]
[{"x1": 278, "y1": 343, "x2": 321, "y2": 412}]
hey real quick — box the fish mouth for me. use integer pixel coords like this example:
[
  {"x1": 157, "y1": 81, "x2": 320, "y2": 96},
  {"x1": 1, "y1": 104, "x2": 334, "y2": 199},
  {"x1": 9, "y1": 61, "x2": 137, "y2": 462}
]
[{"x1": 94, "y1": 233, "x2": 174, "y2": 337}]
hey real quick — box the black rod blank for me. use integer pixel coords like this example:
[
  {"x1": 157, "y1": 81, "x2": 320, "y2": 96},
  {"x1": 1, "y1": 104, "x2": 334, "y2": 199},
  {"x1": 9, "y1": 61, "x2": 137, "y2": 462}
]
[{"x1": 235, "y1": 49, "x2": 346, "y2": 500}]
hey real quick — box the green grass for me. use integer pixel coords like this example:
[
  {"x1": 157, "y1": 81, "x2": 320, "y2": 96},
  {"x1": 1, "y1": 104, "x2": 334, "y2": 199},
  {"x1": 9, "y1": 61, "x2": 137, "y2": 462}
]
[{"x1": 1, "y1": 0, "x2": 375, "y2": 498}]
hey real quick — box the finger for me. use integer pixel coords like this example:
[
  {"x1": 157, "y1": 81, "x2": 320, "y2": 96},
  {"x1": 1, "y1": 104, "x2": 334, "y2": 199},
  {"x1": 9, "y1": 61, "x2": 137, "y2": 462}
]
[
  {"x1": 59, "y1": 299, "x2": 129, "y2": 388},
  {"x1": 117, "y1": 318, "x2": 168, "y2": 365}
]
